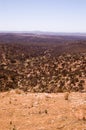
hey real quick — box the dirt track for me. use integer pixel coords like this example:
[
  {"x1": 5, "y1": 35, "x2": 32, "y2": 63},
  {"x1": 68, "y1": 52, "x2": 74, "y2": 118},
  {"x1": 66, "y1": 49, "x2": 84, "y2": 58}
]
[{"x1": 0, "y1": 90, "x2": 86, "y2": 130}]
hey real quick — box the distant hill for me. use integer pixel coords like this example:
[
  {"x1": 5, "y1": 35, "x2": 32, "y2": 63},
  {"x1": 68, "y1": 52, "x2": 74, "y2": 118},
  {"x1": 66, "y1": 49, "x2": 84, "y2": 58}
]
[{"x1": 0, "y1": 32, "x2": 86, "y2": 44}]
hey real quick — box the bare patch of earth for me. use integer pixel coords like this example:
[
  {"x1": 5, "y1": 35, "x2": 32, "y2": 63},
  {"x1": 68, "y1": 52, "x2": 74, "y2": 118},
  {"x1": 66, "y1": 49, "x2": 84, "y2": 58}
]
[{"x1": 0, "y1": 90, "x2": 86, "y2": 130}]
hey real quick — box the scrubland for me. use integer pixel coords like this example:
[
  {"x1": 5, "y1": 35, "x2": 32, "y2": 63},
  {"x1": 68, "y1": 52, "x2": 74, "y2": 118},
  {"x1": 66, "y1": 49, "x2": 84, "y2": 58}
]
[{"x1": 0, "y1": 33, "x2": 86, "y2": 129}]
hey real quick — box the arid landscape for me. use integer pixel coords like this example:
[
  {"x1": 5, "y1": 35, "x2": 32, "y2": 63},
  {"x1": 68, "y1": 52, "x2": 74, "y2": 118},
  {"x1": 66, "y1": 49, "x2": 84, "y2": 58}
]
[{"x1": 0, "y1": 33, "x2": 86, "y2": 130}]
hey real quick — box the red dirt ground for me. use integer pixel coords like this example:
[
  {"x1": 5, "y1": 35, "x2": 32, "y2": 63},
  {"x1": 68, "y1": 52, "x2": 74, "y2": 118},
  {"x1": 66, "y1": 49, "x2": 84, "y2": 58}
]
[{"x1": 0, "y1": 90, "x2": 86, "y2": 130}]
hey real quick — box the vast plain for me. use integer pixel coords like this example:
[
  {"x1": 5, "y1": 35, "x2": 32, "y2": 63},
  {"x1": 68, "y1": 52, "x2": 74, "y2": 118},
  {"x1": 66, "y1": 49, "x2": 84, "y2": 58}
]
[{"x1": 0, "y1": 33, "x2": 86, "y2": 130}]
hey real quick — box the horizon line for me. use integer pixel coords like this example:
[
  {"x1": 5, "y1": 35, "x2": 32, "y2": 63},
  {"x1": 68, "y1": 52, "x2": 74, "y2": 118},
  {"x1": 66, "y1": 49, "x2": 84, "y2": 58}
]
[{"x1": 0, "y1": 30, "x2": 86, "y2": 34}]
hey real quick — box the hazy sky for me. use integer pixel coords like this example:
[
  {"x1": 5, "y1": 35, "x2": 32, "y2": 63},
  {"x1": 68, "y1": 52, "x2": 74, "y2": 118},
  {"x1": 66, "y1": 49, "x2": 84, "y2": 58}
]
[{"x1": 0, "y1": 0, "x2": 86, "y2": 32}]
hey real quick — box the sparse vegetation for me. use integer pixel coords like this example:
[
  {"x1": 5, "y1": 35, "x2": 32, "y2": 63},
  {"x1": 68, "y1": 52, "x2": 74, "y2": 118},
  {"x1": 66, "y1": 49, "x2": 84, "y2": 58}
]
[{"x1": 45, "y1": 109, "x2": 48, "y2": 114}]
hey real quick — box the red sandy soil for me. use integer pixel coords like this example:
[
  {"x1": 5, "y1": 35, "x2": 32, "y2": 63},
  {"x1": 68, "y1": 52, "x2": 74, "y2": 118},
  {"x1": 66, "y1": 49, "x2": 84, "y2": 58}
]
[{"x1": 0, "y1": 90, "x2": 86, "y2": 130}]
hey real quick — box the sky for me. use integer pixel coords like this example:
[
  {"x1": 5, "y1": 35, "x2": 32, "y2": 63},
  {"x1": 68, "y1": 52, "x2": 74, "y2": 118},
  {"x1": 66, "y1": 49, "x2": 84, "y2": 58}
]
[{"x1": 0, "y1": 0, "x2": 86, "y2": 32}]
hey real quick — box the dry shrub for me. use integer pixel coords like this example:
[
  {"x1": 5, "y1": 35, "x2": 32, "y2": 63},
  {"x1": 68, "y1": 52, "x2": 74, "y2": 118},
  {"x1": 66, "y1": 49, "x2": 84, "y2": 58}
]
[
  {"x1": 45, "y1": 109, "x2": 48, "y2": 114},
  {"x1": 64, "y1": 92, "x2": 69, "y2": 100}
]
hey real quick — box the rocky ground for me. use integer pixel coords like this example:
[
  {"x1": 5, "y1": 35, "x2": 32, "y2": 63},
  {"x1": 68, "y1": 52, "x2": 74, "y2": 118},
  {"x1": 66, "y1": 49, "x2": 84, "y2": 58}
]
[{"x1": 0, "y1": 90, "x2": 86, "y2": 130}]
